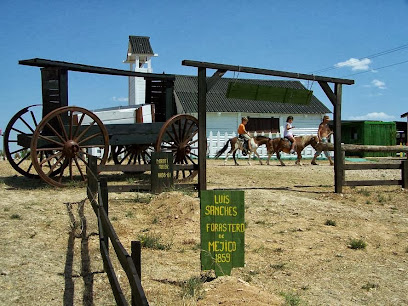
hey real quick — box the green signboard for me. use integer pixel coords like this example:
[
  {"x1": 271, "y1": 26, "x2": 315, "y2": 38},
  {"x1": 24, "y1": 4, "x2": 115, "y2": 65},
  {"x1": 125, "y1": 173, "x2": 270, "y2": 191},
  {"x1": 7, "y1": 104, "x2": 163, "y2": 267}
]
[
  {"x1": 151, "y1": 152, "x2": 173, "y2": 193},
  {"x1": 226, "y1": 82, "x2": 312, "y2": 105},
  {"x1": 200, "y1": 190, "x2": 245, "y2": 276}
]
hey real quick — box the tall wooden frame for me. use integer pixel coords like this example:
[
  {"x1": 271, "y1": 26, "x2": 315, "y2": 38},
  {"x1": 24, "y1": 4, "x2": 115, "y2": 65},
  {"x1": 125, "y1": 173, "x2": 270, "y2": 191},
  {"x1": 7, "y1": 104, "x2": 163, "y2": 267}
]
[{"x1": 182, "y1": 60, "x2": 354, "y2": 193}]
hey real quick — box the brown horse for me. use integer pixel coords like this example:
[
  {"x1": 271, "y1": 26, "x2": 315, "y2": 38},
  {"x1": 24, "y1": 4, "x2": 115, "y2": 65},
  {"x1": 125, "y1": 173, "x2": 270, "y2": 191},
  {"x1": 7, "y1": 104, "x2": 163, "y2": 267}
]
[
  {"x1": 215, "y1": 135, "x2": 270, "y2": 166},
  {"x1": 266, "y1": 135, "x2": 319, "y2": 166}
]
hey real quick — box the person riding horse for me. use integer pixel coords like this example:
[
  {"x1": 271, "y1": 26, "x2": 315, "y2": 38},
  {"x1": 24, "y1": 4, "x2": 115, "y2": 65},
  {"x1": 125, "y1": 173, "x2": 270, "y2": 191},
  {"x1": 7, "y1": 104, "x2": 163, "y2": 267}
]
[
  {"x1": 238, "y1": 116, "x2": 251, "y2": 155},
  {"x1": 284, "y1": 116, "x2": 296, "y2": 154}
]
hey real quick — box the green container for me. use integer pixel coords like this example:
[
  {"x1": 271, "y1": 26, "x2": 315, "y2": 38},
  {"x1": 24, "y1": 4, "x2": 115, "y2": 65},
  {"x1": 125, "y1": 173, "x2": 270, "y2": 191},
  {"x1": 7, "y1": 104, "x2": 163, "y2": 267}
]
[{"x1": 341, "y1": 121, "x2": 396, "y2": 157}]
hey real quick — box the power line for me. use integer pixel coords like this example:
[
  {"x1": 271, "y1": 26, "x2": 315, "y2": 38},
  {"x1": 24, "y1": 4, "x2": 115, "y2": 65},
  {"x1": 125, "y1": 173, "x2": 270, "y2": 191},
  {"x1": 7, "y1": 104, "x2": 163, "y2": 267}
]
[
  {"x1": 309, "y1": 43, "x2": 408, "y2": 74},
  {"x1": 342, "y1": 59, "x2": 408, "y2": 77}
]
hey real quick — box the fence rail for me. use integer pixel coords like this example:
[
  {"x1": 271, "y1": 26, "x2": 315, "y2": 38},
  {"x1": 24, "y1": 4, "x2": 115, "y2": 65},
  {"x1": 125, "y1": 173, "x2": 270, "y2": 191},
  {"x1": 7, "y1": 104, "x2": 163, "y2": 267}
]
[
  {"x1": 87, "y1": 156, "x2": 149, "y2": 306},
  {"x1": 338, "y1": 150, "x2": 408, "y2": 190}
]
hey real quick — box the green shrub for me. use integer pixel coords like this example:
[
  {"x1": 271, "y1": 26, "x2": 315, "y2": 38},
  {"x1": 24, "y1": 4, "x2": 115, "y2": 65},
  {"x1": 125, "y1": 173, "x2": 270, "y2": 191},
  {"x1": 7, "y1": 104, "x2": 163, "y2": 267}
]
[
  {"x1": 349, "y1": 239, "x2": 367, "y2": 250},
  {"x1": 325, "y1": 219, "x2": 336, "y2": 226}
]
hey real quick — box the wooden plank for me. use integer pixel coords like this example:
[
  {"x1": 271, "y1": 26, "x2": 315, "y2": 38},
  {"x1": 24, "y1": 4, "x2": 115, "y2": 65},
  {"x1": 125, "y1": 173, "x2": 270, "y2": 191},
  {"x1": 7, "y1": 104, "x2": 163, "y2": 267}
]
[
  {"x1": 98, "y1": 164, "x2": 196, "y2": 173},
  {"x1": 182, "y1": 60, "x2": 355, "y2": 85},
  {"x1": 99, "y1": 164, "x2": 151, "y2": 172},
  {"x1": 20, "y1": 58, "x2": 175, "y2": 80},
  {"x1": 344, "y1": 180, "x2": 402, "y2": 186},
  {"x1": 402, "y1": 161, "x2": 408, "y2": 189},
  {"x1": 198, "y1": 67, "x2": 207, "y2": 193},
  {"x1": 108, "y1": 185, "x2": 151, "y2": 193},
  {"x1": 318, "y1": 81, "x2": 337, "y2": 106},
  {"x1": 334, "y1": 83, "x2": 343, "y2": 194},
  {"x1": 100, "y1": 240, "x2": 129, "y2": 306},
  {"x1": 126, "y1": 256, "x2": 149, "y2": 306},
  {"x1": 207, "y1": 69, "x2": 227, "y2": 92},
  {"x1": 344, "y1": 163, "x2": 402, "y2": 170},
  {"x1": 342, "y1": 144, "x2": 408, "y2": 152}
]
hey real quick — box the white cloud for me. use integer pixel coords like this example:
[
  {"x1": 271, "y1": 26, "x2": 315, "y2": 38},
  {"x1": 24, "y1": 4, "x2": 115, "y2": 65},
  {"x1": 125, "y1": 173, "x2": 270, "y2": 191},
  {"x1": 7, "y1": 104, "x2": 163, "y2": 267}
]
[
  {"x1": 335, "y1": 58, "x2": 371, "y2": 71},
  {"x1": 371, "y1": 79, "x2": 386, "y2": 89},
  {"x1": 348, "y1": 112, "x2": 396, "y2": 121},
  {"x1": 112, "y1": 96, "x2": 128, "y2": 102}
]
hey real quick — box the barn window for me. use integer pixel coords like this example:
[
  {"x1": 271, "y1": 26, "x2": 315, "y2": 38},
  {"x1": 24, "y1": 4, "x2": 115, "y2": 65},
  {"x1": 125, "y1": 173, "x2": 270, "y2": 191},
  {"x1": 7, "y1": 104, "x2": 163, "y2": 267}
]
[{"x1": 246, "y1": 117, "x2": 280, "y2": 133}]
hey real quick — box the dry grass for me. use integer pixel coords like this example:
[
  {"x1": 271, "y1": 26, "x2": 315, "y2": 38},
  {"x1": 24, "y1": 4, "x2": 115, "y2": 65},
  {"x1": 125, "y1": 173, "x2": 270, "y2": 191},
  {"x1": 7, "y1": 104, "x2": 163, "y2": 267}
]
[{"x1": 0, "y1": 158, "x2": 408, "y2": 305}]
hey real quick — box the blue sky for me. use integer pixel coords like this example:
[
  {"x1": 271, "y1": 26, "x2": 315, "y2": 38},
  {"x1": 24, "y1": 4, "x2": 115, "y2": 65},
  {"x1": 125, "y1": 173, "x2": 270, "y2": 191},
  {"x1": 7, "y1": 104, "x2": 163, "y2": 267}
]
[{"x1": 1, "y1": 0, "x2": 408, "y2": 140}]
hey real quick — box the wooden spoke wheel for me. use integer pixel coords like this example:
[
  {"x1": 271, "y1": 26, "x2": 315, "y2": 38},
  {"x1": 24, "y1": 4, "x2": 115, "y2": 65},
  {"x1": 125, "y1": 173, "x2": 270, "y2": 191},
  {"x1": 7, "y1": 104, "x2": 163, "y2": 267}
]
[
  {"x1": 30, "y1": 106, "x2": 109, "y2": 187},
  {"x1": 111, "y1": 144, "x2": 153, "y2": 173},
  {"x1": 3, "y1": 104, "x2": 44, "y2": 178},
  {"x1": 155, "y1": 114, "x2": 199, "y2": 182}
]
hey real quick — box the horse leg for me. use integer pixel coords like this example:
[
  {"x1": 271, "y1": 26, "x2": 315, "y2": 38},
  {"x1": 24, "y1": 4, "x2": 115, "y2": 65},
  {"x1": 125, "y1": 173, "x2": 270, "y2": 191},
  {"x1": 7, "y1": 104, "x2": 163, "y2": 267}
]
[
  {"x1": 254, "y1": 150, "x2": 263, "y2": 165},
  {"x1": 233, "y1": 150, "x2": 239, "y2": 166},
  {"x1": 295, "y1": 152, "x2": 302, "y2": 165},
  {"x1": 277, "y1": 152, "x2": 286, "y2": 166}
]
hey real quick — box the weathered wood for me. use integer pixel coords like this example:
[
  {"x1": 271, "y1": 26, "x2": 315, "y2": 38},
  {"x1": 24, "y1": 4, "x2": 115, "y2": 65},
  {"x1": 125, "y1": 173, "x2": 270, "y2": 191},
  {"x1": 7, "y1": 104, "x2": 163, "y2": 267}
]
[
  {"x1": 20, "y1": 58, "x2": 175, "y2": 80},
  {"x1": 99, "y1": 178, "x2": 109, "y2": 251},
  {"x1": 131, "y1": 241, "x2": 142, "y2": 280},
  {"x1": 334, "y1": 83, "x2": 343, "y2": 193},
  {"x1": 342, "y1": 144, "x2": 408, "y2": 152},
  {"x1": 318, "y1": 81, "x2": 337, "y2": 106},
  {"x1": 86, "y1": 155, "x2": 98, "y2": 204},
  {"x1": 182, "y1": 60, "x2": 355, "y2": 85},
  {"x1": 344, "y1": 163, "x2": 402, "y2": 170},
  {"x1": 108, "y1": 185, "x2": 151, "y2": 193},
  {"x1": 402, "y1": 161, "x2": 408, "y2": 189},
  {"x1": 100, "y1": 239, "x2": 128, "y2": 306},
  {"x1": 198, "y1": 67, "x2": 207, "y2": 193},
  {"x1": 98, "y1": 164, "x2": 196, "y2": 173},
  {"x1": 344, "y1": 180, "x2": 402, "y2": 186},
  {"x1": 207, "y1": 69, "x2": 227, "y2": 92}
]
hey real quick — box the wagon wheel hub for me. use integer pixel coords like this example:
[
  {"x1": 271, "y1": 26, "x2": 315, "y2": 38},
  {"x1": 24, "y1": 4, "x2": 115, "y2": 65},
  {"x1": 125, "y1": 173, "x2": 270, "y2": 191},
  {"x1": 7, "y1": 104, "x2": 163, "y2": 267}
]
[
  {"x1": 63, "y1": 140, "x2": 80, "y2": 158},
  {"x1": 176, "y1": 143, "x2": 191, "y2": 161}
]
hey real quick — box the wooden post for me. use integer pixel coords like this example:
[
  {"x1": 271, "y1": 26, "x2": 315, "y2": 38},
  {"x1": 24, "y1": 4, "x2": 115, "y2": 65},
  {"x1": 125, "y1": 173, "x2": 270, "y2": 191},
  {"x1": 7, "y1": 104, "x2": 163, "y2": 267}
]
[
  {"x1": 87, "y1": 155, "x2": 98, "y2": 203},
  {"x1": 131, "y1": 240, "x2": 142, "y2": 306},
  {"x1": 402, "y1": 160, "x2": 408, "y2": 189},
  {"x1": 198, "y1": 67, "x2": 207, "y2": 193},
  {"x1": 99, "y1": 177, "x2": 109, "y2": 251},
  {"x1": 334, "y1": 83, "x2": 343, "y2": 193},
  {"x1": 131, "y1": 241, "x2": 142, "y2": 281}
]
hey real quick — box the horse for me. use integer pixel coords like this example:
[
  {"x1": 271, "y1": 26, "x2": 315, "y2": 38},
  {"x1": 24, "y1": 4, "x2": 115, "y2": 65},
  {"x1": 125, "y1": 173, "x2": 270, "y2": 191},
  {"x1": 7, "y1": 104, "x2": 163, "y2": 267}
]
[
  {"x1": 266, "y1": 135, "x2": 319, "y2": 166},
  {"x1": 214, "y1": 135, "x2": 270, "y2": 166}
]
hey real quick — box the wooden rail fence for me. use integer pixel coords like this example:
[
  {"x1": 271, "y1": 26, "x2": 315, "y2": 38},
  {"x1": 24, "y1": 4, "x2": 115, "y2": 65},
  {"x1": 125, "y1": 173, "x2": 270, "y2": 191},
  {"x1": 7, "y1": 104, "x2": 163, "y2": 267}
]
[
  {"x1": 337, "y1": 146, "x2": 408, "y2": 192},
  {"x1": 87, "y1": 156, "x2": 149, "y2": 306}
]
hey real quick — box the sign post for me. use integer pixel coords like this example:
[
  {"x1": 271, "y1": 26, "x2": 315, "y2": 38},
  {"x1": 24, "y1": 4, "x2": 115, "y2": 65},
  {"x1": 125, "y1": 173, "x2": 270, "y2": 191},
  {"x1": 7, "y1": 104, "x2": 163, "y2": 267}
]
[
  {"x1": 151, "y1": 152, "x2": 173, "y2": 193},
  {"x1": 200, "y1": 190, "x2": 245, "y2": 276}
]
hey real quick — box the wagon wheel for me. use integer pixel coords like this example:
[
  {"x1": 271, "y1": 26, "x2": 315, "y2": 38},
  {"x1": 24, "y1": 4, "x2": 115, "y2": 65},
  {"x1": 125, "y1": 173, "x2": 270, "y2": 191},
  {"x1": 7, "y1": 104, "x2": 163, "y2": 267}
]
[
  {"x1": 3, "y1": 104, "x2": 45, "y2": 178},
  {"x1": 155, "y1": 114, "x2": 199, "y2": 182},
  {"x1": 30, "y1": 106, "x2": 109, "y2": 187},
  {"x1": 111, "y1": 144, "x2": 153, "y2": 173}
]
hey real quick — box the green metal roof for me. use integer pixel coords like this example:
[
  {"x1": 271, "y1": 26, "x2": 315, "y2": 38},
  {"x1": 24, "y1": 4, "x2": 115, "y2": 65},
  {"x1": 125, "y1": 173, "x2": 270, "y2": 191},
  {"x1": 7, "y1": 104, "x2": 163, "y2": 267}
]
[{"x1": 174, "y1": 75, "x2": 331, "y2": 114}]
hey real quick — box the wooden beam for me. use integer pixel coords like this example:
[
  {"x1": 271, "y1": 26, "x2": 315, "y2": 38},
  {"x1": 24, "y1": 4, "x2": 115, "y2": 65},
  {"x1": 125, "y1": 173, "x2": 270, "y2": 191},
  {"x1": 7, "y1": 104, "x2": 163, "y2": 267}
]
[
  {"x1": 207, "y1": 69, "x2": 227, "y2": 92},
  {"x1": 344, "y1": 163, "x2": 402, "y2": 170},
  {"x1": 182, "y1": 60, "x2": 355, "y2": 85},
  {"x1": 318, "y1": 81, "x2": 337, "y2": 106},
  {"x1": 342, "y1": 144, "x2": 408, "y2": 152},
  {"x1": 19, "y1": 58, "x2": 176, "y2": 80},
  {"x1": 334, "y1": 83, "x2": 343, "y2": 193},
  {"x1": 198, "y1": 67, "x2": 207, "y2": 192},
  {"x1": 344, "y1": 180, "x2": 402, "y2": 186}
]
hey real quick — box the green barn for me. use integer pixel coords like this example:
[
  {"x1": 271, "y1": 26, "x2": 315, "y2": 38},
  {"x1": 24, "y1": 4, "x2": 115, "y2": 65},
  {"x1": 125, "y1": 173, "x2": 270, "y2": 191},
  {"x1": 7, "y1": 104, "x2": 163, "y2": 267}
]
[{"x1": 341, "y1": 121, "x2": 397, "y2": 157}]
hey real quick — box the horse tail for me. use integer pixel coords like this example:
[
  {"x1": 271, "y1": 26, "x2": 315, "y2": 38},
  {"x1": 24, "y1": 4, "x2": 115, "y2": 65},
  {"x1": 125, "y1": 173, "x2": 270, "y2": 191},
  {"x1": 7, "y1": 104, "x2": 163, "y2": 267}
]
[{"x1": 214, "y1": 139, "x2": 231, "y2": 158}]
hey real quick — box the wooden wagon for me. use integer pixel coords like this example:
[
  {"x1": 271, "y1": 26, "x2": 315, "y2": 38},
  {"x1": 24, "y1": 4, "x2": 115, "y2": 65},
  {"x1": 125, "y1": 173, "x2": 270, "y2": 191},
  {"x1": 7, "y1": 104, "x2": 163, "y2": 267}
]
[{"x1": 3, "y1": 58, "x2": 199, "y2": 187}]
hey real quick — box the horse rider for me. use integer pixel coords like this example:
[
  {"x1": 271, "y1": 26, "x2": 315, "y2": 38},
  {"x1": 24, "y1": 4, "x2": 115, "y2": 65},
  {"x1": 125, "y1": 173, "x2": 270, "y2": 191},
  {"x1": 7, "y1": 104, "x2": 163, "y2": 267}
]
[
  {"x1": 311, "y1": 115, "x2": 334, "y2": 166},
  {"x1": 284, "y1": 116, "x2": 296, "y2": 154},
  {"x1": 238, "y1": 116, "x2": 251, "y2": 156}
]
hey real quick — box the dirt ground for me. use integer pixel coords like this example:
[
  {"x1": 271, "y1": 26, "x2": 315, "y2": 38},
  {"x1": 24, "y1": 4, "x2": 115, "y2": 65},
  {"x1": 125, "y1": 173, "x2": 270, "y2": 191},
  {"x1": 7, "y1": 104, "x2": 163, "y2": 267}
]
[{"x1": 0, "y1": 157, "x2": 408, "y2": 305}]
